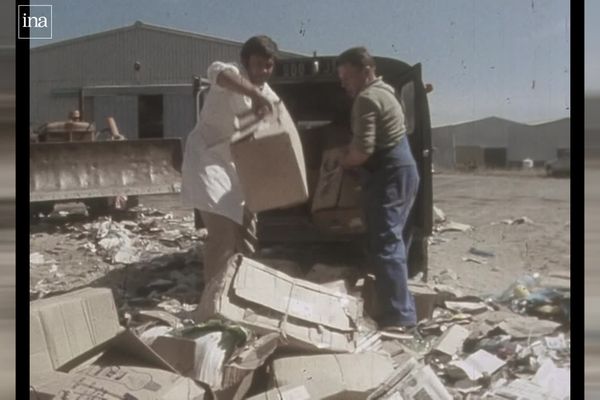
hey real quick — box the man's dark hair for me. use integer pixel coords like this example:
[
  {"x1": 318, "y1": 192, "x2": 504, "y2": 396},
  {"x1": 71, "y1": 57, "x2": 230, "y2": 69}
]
[
  {"x1": 241, "y1": 35, "x2": 278, "y2": 65},
  {"x1": 336, "y1": 46, "x2": 376, "y2": 70}
]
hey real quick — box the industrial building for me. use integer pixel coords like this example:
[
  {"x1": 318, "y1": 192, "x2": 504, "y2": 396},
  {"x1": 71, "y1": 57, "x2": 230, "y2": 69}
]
[
  {"x1": 433, "y1": 117, "x2": 570, "y2": 170},
  {"x1": 30, "y1": 21, "x2": 303, "y2": 139}
]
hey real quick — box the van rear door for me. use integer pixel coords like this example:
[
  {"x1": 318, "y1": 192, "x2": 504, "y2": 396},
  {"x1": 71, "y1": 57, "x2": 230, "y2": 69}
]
[{"x1": 384, "y1": 63, "x2": 433, "y2": 277}]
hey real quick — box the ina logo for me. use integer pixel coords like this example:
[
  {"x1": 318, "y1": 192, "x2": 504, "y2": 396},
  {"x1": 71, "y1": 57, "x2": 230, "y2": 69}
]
[{"x1": 18, "y1": 5, "x2": 52, "y2": 39}]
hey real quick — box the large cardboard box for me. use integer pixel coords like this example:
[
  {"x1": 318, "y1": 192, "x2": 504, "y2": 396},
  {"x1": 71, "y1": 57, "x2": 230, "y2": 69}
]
[
  {"x1": 54, "y1": 330, "x2": 209, "y2": 399},
  {"x1": 150, "y1": 329, "x2": 279, "y2": 399},
  {"x1": 30, "y1": 287, "x2": 122, "y2": 376},
  {"x1": 196, "y1": 255, "x2": 364, "y2": 352},
  {"x1": 30, "y1": 289, "x2": 210, "y2": 400},
  {"x1": 231, "y1": 102, "x2": 308, "y2": 212},
  {"x1": 30, "y1": 328, "x2": 210, "y2": 400},
  {"x1": 311, "y1": 147, "x2": 366, "y2": 233},
  {"x1": 270, "y1": 353, "x2": 395, "y2": 400}
]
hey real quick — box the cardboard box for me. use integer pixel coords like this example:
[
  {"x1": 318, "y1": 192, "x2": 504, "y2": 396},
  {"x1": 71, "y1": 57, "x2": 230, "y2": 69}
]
[
  {"x1": 306, "y1": 168, "x2": 320, "y2": 201},
  {"x1": 218, "y1": 332, "x2": 282, "y2": 400},
  {"x1": 231, "y1": 102, "x2": 308, "y2": 212},
  {"x1": 362, "y1": 276, "x2": 437, "y2": 323},
  {"x1": 30, "y1": 288, "x2": 210, "y2": 400},
  {"x1": 271, "y1": 353, "x2": 395, "y2": 400},
  {"x1": 150, "y1": 328, "x2": 278, "y2": 394},
  {"x1": 30, "y1": 287, "x2": 121, "y2": 375},
  {"x1": 311, "y1": 148, "x2": 363, "y2": 212},
  {"x1": 39, "y1": 330, "x2": 210, "y2": 400},
  {"x1": 196, "y1": 255, "x2": 363, "y2": 352},
  {"x1": 312, "y1": 208, "x2": 366, "y2": 234},
  {"x1": 311, "y1": 147, "x2": 366, "y2": 233}
]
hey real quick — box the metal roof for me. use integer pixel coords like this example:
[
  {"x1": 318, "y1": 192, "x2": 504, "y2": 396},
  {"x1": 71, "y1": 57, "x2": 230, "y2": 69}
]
[
  {"x1": 30, "y1": 21, "x2": 306, "y2": 58},
  {"x1": 433, "y1": 116, "x2": 569, "y2": 130}
]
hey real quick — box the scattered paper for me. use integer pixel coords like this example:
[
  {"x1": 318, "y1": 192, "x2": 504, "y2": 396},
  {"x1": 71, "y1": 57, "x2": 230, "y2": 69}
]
[
  {"x1": 494, "y1": 379, "x2": 550, "y2": 400},
  {"x1": 433, "y1": 324, "x2": 471, "y2": 356},
  {"x1": 544, "y1": 334, "x2": 568, "y2": 351},
  {"x1": 448, "y1": 350, "x2": 506, "y2": 381},
  {"x1": 445, "y1": 301, "x2": 489, "y2": 314},
  {"x1": 532, "y1": 359, "x2": 570, "y2": 400},
  {"x1": 395, "y1": 365, "x2": 453, "y2": 400},
  {"x1": 437, "y1": 221, "x2": 473, "y2": 233},
  {"x1": 462, "y1": 256, "x2": 488, "y2": 265},
  {"x1": 30, "y1": 252, "x2": 45, "y2": 265},
  {"x1": 468, "y1": 247, "x2": 495, "y2": 258},
  {"x1": 433, "y1": 205, "x2": 446, "y2": 223}
]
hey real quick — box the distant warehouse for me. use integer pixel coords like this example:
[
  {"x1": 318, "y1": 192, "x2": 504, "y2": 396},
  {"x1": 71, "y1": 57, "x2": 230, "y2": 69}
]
[
  {"x1": 432, "y1": 116, "x2": 570, "y2": 169},
  {"x1": 30, "y1": 21, "x2": 304, "y2": 139}
]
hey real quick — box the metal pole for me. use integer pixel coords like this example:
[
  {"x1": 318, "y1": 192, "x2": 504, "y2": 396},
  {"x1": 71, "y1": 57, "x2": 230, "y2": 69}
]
[
  {"x1": 193, "y1": 76, "x2": 201, "y2": 125},
  {"x1": 79, "y1": 88, "x2": 84, "y2": 119}
]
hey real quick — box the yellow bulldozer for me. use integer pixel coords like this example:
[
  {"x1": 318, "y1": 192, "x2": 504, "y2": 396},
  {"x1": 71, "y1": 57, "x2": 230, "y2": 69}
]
[{"x1": 30, "y1": 111, "x2": 182, "y2": 219}]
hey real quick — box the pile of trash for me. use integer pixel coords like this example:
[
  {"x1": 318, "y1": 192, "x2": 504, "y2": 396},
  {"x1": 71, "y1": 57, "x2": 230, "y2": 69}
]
[
  {"x1": 30, "y1": 207, "x2": 206, "y2": 300},
  {"x1": 30, "y1": 249, "x2": 570, "y2": 400}
]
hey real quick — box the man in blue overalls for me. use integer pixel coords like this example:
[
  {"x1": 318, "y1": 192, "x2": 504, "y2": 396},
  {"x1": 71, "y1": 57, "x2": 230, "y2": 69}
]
[{"x1": 337, "y1": 47, "x2": 420, "y2": 331}]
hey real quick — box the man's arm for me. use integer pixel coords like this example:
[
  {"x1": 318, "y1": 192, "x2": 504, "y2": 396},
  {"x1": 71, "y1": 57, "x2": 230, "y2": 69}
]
[
  {"x1": 341, "y1": 96, "x2": 377, "y2": 168},
  {"x1": 215, "y1": 69, "x2": 272, "y2": 116}
]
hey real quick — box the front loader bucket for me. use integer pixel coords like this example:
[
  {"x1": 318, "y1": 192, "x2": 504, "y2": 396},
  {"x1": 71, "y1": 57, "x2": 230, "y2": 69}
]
[{"x1": 30, "y1": 139, "x2": 183, "y2": 202}]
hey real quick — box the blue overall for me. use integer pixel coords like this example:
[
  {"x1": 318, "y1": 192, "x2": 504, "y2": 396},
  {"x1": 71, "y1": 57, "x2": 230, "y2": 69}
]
[{"x1": 362, "y1": 136, "x2": 420, "y2": 327}]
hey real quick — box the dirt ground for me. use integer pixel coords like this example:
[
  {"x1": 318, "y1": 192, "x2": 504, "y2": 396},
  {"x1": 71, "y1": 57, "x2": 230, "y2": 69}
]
[{"x1": 29, "y1": 170, "x2": 570, "y2": 306}]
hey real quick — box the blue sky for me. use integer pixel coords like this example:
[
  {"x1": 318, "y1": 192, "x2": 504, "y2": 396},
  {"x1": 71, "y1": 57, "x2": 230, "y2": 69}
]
[{"x1": 30, "y1": 0, "x2": 571, "y2": 127}]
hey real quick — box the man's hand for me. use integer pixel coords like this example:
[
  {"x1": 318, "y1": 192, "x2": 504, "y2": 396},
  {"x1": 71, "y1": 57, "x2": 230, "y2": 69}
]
[
  {"x1": 250, "y1": 90, "x2": 273, "y2": 118},
  {"x1": 341, "y1": 144, "x2": 370, "y2": 169}
]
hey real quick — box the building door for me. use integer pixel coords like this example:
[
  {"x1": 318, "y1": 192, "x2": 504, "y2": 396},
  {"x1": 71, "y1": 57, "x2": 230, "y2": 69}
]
[
  {"x1": 484, "y1": 148, "x2": 507, "y2": 168},
  {"x1": 138, "y1": 95, "x2": 164, "y2": 138}
]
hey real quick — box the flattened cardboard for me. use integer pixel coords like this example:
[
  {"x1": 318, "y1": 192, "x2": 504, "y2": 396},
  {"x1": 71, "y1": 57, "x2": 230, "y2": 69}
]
[
  {"x1": 271, "y1": 353, "x2": 395, "y2": 400},
  {"x1": 197, "y1": 255, "x2": 363, "y2": 352},
  {"x1": 56, "y1": 364, "x2": 208, "y2": 400},
  {"x1": 29, "y1": 371, "x2": 73, "y2": 400},
  {"x1": 30, "y1": 288, "x2": 121, "y2": 373},
  {"x1": 246, "y1": 384, "x2": 311, "y2": 400},
  {"x1": 365, "y1": 357, "x2": 421, "y2": 399},
  {"x1": 231, "y1": 102, "x2": 308, "y2": 212}
]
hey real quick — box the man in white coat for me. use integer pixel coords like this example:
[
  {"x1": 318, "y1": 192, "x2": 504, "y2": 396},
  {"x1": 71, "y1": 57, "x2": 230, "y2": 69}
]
[{"x1": 182, "y1": 35, "x2": 283, "y2": 284}]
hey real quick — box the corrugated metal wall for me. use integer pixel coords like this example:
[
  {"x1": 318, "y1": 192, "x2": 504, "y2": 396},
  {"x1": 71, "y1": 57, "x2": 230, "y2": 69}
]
[
  {"x1": 29, "y1": 24, "x2": 247, "y2": 132},
  {"x1": 507, "y1": 118, "x2": 570, "y2": 163}
]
